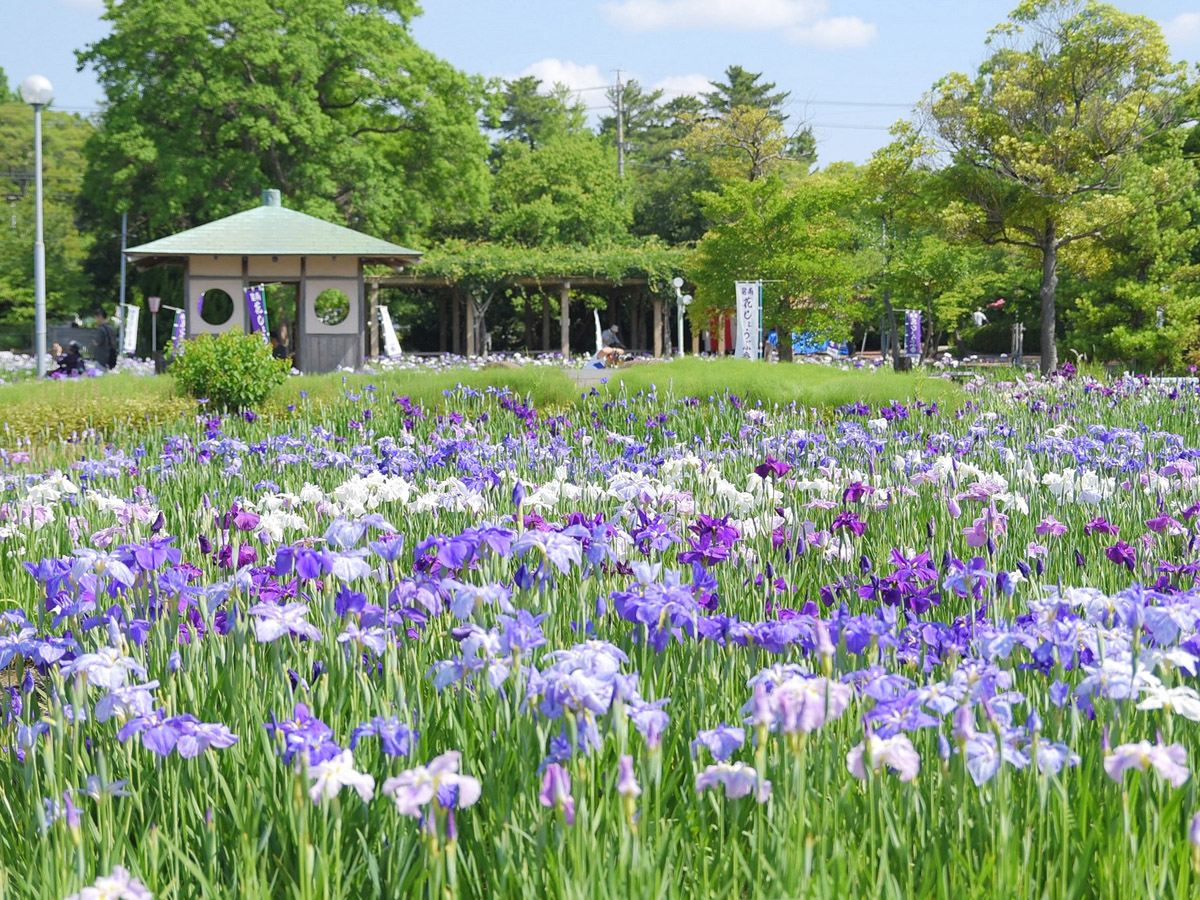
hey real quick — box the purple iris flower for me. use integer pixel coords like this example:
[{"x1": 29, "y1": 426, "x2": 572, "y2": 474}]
[
  {"x1": 831, "y1": 510, "x2": 866, "y2": 538},
  {"x1": 629, "y1": 698, "x2": 670, "y2": 749},
  {"x1": 264, "y1": 703, "x2": 339, "y2": 766},
  {"x1": 754, "y1": 456, "x2": 792, "y2": 479},
  {"x1": 349, "y1": 716, "x2": 418, "y2": 757},
  {"x1": 539, "y1": 763, "x2": 576, "y2": 824},
  {"x1": 1104, "y1": 541, "x2": 1136, "y2": 572},
  {"x1": 691, "y1": 724, "x2": 746, "y2": 762},
  {"x1": 1104, "y1": 740, "x2": 1190, "y2": 788},
  {"x1": 1083, "y1": 517, "x2": 1119, "y2": 537},
  {"x1": 369, "y1": 534, "x2": 407, "y2": 563}
]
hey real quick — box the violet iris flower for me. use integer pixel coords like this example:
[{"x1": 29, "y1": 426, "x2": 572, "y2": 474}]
[
  {"x1": 349, "y1": 716, "x2": 418, "y2": 757},
  {"x1": 539, "y1": 763, "x2": 576, "y2": 824},
  {"x1": 691, "y1": 724, "x2": 746, "y2": 762},
  {"x1": 1104, "y1": 740, "x2": 1190, "y2": 788},
  {"x1": 381, "y1": 750, "x2": 482, "y2": 817}
]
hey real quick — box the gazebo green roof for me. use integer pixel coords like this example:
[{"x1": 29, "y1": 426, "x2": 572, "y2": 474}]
[{"x1": 125, "y1": 190, "x2": 421, "y2": 266}]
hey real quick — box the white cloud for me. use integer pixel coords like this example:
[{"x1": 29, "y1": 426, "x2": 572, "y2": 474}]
[
  {"x1": 1163, "y1": 12, "x2": 1200, "y2": 44},
  {"x1": 519, "y1": 58, "x2": 606, "y2": 92},
  {"x1": 652, "y1": 73, "x2": 713, "y2": 98},
  {"x1": 602, "y1": 0, "x2": 876, "y2": 49},
  {"x1": 602, "y1": 0, "x2": 826, "y2": 31},
  {"x1": 788, "y1": 15, "x2": 876, "y2": 49}
]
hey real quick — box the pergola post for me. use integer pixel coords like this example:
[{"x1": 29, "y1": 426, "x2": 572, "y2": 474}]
[
  {"x1": 438, "y1": 292, "x2": 448, "y2": 352},
  {"x1": 717, "y1": 315, "x2": 727, "y2": 355},
  {"x1": 653, "y1": 297, "x2": 663, "y2": 357},
  {"x1": 465, "y1": 295, "x2": 476, "y2": 357},
  {"x1": 451, "y1": 290, "x2": 461, "y2": 355},
  {"x1": 542, "y1": 296, "x2": 551, "y2": 351},
  {"x1": 560, "y1": 281, "x2": 570, "y2": 359},
  {"x1": 692, "y1": 331, "x2": 700, "y2": 355},
  {"x1": 368, "y1": 280, "x2": 380, "y2": 360}
]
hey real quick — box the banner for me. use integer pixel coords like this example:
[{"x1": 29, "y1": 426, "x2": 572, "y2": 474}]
[
  {"x1": 171, "y1": 309, "x2": 187, "y2": 357},
  {"x1": 734, "y1": 281, "x2": 762, "y2": 360},
  {"x1": 245, "y1": 286, "x2": 268, "y2": 340},
  {"x1": 379, "y1": 306, "x2": 402, "y2": 359},
  {"x1": 904, "y1": 309, "x2": 922, "y2": 358},
  {"x1": 122, "y1": 304, "x2": 139, "y2": 356}
]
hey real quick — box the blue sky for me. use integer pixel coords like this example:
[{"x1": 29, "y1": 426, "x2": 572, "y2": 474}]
[{"x1": 3, "y1": 0, "x2": 1198, "y2": 164}]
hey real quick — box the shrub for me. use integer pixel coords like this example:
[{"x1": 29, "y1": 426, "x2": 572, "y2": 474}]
[{"x1": 172, "y1": 329, "x2": 289, "y2": 410}]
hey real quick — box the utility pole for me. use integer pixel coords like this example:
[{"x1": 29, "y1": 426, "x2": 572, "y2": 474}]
[{"x1": 615, "y1": 69, "x2": 625, "y2": 178}]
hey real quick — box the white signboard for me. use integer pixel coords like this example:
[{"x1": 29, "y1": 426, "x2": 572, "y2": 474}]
[
  {"x1": 122, "y1": 304, "x2": 140, "y2": 356},
  {"x1": 379, "y1": 306, "x2": 402, "y2": 359},
  {"x1": 734, "y1": 281, "x2": 762, "y2": 360}
]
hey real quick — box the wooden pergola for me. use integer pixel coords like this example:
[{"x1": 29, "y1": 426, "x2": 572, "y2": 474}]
[{"x1": 364, "y1": 272, "x2": 690, "y2": 358}]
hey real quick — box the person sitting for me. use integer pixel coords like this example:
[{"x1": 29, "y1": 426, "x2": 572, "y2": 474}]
[
  {"x1": 269, "y1": 330, "x2": 290, "y2": 361},
  {"x1": 597, "y1": 324, "x2": 625, "y2": 366},
  {"x1": 51, "y1": 341, "x2": 86, "y2": 376}
]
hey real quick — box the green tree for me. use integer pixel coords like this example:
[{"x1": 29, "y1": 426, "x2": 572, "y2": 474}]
[
  {"x1": 494, "y1": 76, "x2": 587, "y2": 151},
  {"x1": 927, "y1": 0, "x2": 1191, "y2": 374},
  {"x1": 0, "y1": 99, "x2": 93, "y2": 329},
  {"x1": 78, "y1": 0, "x2": 491, "y2": 256},
  {"x1": 489, "y1": 133, "x2": 630, "y2": 247},
  {"x1": 704, "y1": 66, "x2": 790, "y2": 117},
  {"x1": 687, "y1": 170, "x2": 861, "y2": 360}
]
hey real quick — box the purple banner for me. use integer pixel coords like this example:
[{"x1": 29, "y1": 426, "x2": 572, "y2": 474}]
[
  {"x1": 904, "y1": 309, "x2": 922, "y2": 359},
  {"x1": 171, "y1": 309, "x2": 187, "y2": 356},
  {"x1": 245, "y1": 287, "x2": 268, "y2": 339}
]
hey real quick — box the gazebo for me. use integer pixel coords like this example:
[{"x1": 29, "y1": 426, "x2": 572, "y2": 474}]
[{"x1": 124, "y1": 189, "x2": 421, "y2": 372}]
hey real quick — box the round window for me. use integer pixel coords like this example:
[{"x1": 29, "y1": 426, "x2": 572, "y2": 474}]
[
  {"x1": 199, "y1": 288, "x2": 234, "y2": 326},
  {"x1": 314, "y1": 289, "x2": 350, "y2": 326}
]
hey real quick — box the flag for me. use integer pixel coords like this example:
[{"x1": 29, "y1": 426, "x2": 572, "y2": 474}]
[
  {"x1": 122, "y1": 305, "x2": 139, "y2": 356},
  {"x1": 245, "y1": 286, "x2": 268, "y2": 340},
  {"x1": 379, "y1": 306, "x2": 402, "y2": 358},
  {"x1": 734, "y1": 282, "x2": 762, "y2": 360},
  {"x1": 171, "y1": 309, "x2": 186, "y2": 356}
]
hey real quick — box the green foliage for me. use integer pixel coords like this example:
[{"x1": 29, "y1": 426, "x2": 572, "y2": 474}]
[
  {"x1": 0, "y1": 102, "x2": 94, "y2": 326},
  {"x1": 77, "y1": 0, "x2": 491, "y2": 254},
  {"x1": 409, "y1": 240, "x2": 687, "y2": 295},
  {"x1": 171, "y1": 329, "x2": 289, "y2": 410},
  {"x1": 687, "y1": 172, "x2": 864, "y2": 356},
  {"x1": 492, "y1": 76, "x2": 587, "y2": 152},
  {"x1": 926, "y1": 0, "x2": 1192, "y2": 372},
  {"x1": 489, "y1": 134, "x2": 631, "y2": 247}
]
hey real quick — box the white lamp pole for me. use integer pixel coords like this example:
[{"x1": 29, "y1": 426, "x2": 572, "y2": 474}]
[
  {"x1": 20, "y1": 75, "x2": 53, "y2": 378},
  {"x1": 671, "y1": 277, "x2": 691, "y2": 358}
]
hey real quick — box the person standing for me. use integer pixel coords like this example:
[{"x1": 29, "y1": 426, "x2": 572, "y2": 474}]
[{"x1": 94, "y1": 307, "x2": 118, "y2": 369}]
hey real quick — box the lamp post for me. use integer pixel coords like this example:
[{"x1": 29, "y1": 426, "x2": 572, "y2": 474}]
[
  {"x1": 20, "y1": 75, "x2": 53, "y2": 378},
  {"x1": 671, "y1": 277, "x2": 691, "y2": 359}
]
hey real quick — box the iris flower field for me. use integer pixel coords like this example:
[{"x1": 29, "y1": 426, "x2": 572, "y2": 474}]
[{"x1": 3, "y1": 365, "x2": 1200, "y2": 899}]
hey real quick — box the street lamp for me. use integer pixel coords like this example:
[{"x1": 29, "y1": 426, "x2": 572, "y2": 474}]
[
  {"x1": 671, "y1": 277, "x2": 691, "y2": 358},
  {"x1": 20, "y1": 74, "x2": 53, "y2": 378}
]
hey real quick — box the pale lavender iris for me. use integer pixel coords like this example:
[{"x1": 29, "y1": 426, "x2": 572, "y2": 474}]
[
  {"x1": 539, "y1": 762, "x2": 576, "y2": 824},
  {"x1": 691, "y1": 724, "x2": 746, "y2": 762},
  {"x1": 246, "y1": 602, "x2": 322, "y2": 643},
  {"x1": 695, "y1": 762, "x2": 771, "y2": 802},
  {"x1": 1104, "y1": 740, "x2": 1190, "y2": 788}
]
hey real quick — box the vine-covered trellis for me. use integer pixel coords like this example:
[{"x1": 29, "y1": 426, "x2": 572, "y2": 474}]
[{"x1": 365, "y1": 240, "x2": 691, "y2": 357}]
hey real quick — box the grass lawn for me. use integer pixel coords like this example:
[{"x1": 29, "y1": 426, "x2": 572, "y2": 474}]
[{"x1": 0, "y1": 359, "x2": 959, "y2": 452}]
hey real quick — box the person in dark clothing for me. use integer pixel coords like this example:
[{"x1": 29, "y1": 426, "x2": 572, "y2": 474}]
[
  {"x1": 269, "y1": 330, "x2": 290, "y2": 361},
  {"x1": 94, "y1": 308, "x2": 118, "y2": 369},
  {"x1": 598, "y1": 324, "x2": 625, "y2": 365},
  {"x1": 51, "y1": 341, "x2": 86, "y2": 376}
]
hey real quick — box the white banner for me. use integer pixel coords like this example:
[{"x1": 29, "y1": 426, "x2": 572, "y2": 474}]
[
  {"x1": 734, "y1": 281, "x2": 762, "y2": 360},
  {"x1": 122, "y1": 304, "x2": 140, "y2": 355},
  {"x1": 379, "y1": 306, "x2": 402, "y2": 359}
]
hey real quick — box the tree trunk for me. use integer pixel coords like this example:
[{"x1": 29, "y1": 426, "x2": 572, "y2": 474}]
[
  {"x1": 1040, "y1": 224, "x2": 1058, "y2": 375},
  {"x1": 884, "y1": 288, "x2": 910, "y2": 372}
]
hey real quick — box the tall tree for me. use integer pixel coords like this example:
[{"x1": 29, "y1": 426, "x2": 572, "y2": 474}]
[
  {"x1": 926, "y1": 0, "x2": 1190, "y2": 374},
  {"x1": 687, "y1": 170, "x2": 861, "y2": 360},
  {"x1": 78, "y1": 0, "x2": 491, "y2": 253},
  {"x1": 490, "y1": 134, "x2": 630, "y2": 247},
  {"x1": 704, "y1": 66, "x2": 789, "y2": 117},
  {"x1": 494, "y1": 77, "x2": 587, "y2": 152}
]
